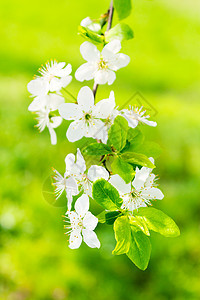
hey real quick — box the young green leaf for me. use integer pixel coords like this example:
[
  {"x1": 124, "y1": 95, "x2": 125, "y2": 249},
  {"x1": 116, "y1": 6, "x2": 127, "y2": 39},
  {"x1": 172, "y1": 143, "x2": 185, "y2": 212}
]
[
  {"x1": 120, "y1": 152, "x2": 155, "y2": 168},
  {"x1": 127, "y1": 226, "x2": 151, "y2": 270},
  {"x1": 106, "y1": 211, "x2": 122, "y2": 225},
  {"x1": 105, "y1": 23, "x2": 134, "y2": 42},
  {"x1": 129, "y1": 216, "x2": 150, "y2": 236},
  {"x1": 97, "y1": 211, "x2": 106, "y2": 224},
  {"x1": 111, "y1": 156, "x2": 135, "y2": 183},
  {"x1": 114, "y1": 0, "x2": 132, "y2": 20},
  {"x1": 127, "y1": 141, "x2": 162, "y2": 158},
  {"x1": 92, "y1": 179, "x2": 123, "y2": 211},
  {"x1": 122, "y1": 127, "x2": 144, "y2": 153},
  {"x1": 113, "y1": 216, "x2": 131, "y2": 255},
  {"x1": 135, "y1": 207, "x2": 180, "y2": 237},
  {"x1": 82, "y1": 143, "x2": 112, "y2": 156},
  {"x1": 107, "y1": 116, "x2": 128, "y2": 151},
  {"x1": 78, "y1": 26, "x2": 104, "y2": 45}
]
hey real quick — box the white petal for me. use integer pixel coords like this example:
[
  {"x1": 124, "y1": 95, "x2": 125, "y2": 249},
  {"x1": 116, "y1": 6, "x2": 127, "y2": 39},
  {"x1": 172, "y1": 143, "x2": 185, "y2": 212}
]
[
  {"x1": 69, "y1": 230, "x2": 82, "y2": 249},
  {"x1": 109, "y1": 53, "x2": 130, "y2": 71},
  {"x1": 58, "y1": 103, "x2": 82, "y2": 120},
  {"x1": 93, "y1": 92, "x2": 115, "y2": 119},
  {"x1": 49, "y1": 94, "x2": 65, "y2": 111},
  {"x1": 80, "y1": 41, "x2": 100, "y2": 62},
  {"x1": 55, "y1": 63, "x2": 72, "y2": 77},
  {"x1": 27, "y1": 78, "x2": 49, "y2": 96},
  {"x1": 94, "y1": 70, "x2": 109, "y2": 85},
  {"x1": 87, "y1": 165, "x2": 109, "y2": 182},
  {"x1": 60, "y1": 75, "x2": 72, "y2": 88},
  {"x1": 141, "y1": 118, "x2": 157, "y2": 127},
  {"x1": 132, "y1": 167, "x2": 151, "y2": 190},
  {"x1": 77, "y1": 86, "x2": 94, "y2": 112},
  {"x1": 75, "y1": 194, "x2": 89, "y2": 217},
  {"x1": 145, "y1": 173, "x2": 156, "y2": 188},
  {"x1": 107, "y1": 70, "x2": 116, "y2": 85},
  {"x1": 76, "y1": 148, "x2": 86, "y2": 173},
  {"x1": 83, "y1": 211, "x2": 98, "y2": 230},
  {"x1": 51, "y1": 116, "x2": 62, "y2": 128},
  {"x1": 141, "y1": 187, "x2": 164, "y2": 200},
  {"x1": 65, "y1": 177, "x2": 79, "y2": 197},
  {"x1": 49, "y1": 77, "x2": 62, "y2": 92},
  {"x1": 65, "y1": 153, "x2": 75, "y2": 173},
  {"x1": 75, "y1": 63, "x2": 96, "y2": 82},
  {"x1": 82, "y1": 229, "x2": 100, "y2": 248},
  {"x1": 88, "y1": 119, "x2": 105, "y2": 140},
  {"x1": 81, "y1": 17, "x2": 92, "y2": 27},
  {"x1": 102, "y1": 40, "x2": 121, "y2": 59},
  {"x1": 48, "y1": 126, "x2": 57, "y2": 145},
  {"x1": 109, "y1": 174, "x2": 131, "y2": 194},
  {"x1": 66, "y1": 120, "x2": 85, "y2": 142},
  {"x1": 28, "y1": 96, "x2": 46, "y2": 111}
]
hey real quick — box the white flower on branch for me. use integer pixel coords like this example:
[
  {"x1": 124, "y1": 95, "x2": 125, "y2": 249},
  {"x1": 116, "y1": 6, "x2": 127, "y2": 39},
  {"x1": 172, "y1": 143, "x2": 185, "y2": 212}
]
[
  {"x1": 81, "y1": 17, "x2": 101, "y2": 32},
  {"x1": 53, "y1": 148, "x2": 109, "y2": 208},
  {"x1": 109, "y1": 158, "x2": 164, "y2": 212},
  {"x1": 75, "y1": 40, "x2": 130, "y2": 85},
  {"x1": 35, "y1": 109, "x2": 62, "y2": 145},
  {"x1": 28, "y1": 93, "x2": 65, "y2": 112},
  {"x1": 59, "y1": 86, "x2": 116, "y2": 142},
  {"x1": 64, "y1": 194, "x2": 100, "y2": 249},
  {"x1": 27, "y1": 61, "x2": 72, "y2": 95},
  {"x1": 121, "y1": 106, "x2": 157, "y2": 128}
]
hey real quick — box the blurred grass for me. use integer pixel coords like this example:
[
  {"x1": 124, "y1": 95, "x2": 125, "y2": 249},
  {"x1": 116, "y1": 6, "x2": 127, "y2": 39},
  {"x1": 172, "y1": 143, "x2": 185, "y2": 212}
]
[{"x1": 0, "y1": 0, "x2": 200, "y2": 299}]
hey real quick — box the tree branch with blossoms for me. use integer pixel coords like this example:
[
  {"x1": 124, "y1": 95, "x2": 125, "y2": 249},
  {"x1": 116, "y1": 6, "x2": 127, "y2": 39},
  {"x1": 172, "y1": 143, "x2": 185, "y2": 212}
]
[{"x1": 27, "y1": 0, "x2": 180, "y2": 270}]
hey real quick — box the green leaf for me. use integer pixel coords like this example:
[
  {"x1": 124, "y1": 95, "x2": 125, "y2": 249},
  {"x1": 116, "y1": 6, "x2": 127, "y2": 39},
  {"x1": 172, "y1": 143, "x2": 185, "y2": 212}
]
[
  {"x1": 92, "y1": 179, "x2": 123, "y2": 211},
  {"x1": 135, "y1": 207, "x2": 180, "y2": 237},
  {"x1": 105, "y1": 211, "x2": 122, "y2": 225},
  {"x1": 107, "y1": 116, "x2": 128, "y2": 151},
  {"x1": 120, "y1": 152, "x2": 155, "y2": 168},
  {"x1": 114, "y1": 0, "x2": 132, "y2": 20},
  {"x1": 122, "y1": 128, "x2": 144, "y2": 153},
  {"x1": 127, "y1": 141, "x2": 162, "y2": 158},
  {"x1": 78, "y1": 26, "x2": 104, "y2": 45},
  {"x1": 113, "y1": 216, "x2": 131, "y2": 255},
  {"x1": 111, "y1": 156, "x2": 135, "y2": 183},
  {"x1": 127, "y1": 226, "x2": 151, "y2": 270},
  {"x1": 97, "y1": 211, "x2": 121, "y2": 225},
  {"x1": 82, "y1": 143, "x2": 112, "y2": 156},
  {"x1": 129, "y1": 216, "x2": 150, "y2": 236},
  {"x1": 105, "y1": 23, "x2": 134, "y2": 42}
]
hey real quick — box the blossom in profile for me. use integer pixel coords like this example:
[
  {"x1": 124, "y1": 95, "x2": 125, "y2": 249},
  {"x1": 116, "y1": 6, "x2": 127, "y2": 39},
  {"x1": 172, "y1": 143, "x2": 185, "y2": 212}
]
[
  {"x1": 81, "y1": 17, "x2": 101, "y2": 32},
  {"x1": 75, "y1": 40, "x2": 130, "y2": 85},
  {"x1": 59, "y1": 86, "x2": 116, "y2": 142},
  {"x1": 121, "y1": 106, "x2": 157, "y2": 128},
  {"x1": 27, "y1": 60, "x2": 72, "y2": 95},
  {"x1": 64, "y1": 194, "x2": 100, "y2": 249},
  {"x1": 109, "y1": 158, "x2": 164, "y2": 212}
]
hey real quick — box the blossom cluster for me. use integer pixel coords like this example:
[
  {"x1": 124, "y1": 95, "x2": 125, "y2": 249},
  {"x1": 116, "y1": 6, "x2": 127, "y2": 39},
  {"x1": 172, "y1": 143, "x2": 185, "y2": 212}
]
[{"x1": 27, "y1": 11, "x2": 179, "y2": 270}]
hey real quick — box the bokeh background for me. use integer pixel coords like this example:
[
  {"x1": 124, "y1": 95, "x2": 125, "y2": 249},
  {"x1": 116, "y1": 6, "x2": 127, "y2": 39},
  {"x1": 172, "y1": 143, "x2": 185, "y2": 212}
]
[{"x1": 1, "y1": 0, "x2": 200, "y2": 299}]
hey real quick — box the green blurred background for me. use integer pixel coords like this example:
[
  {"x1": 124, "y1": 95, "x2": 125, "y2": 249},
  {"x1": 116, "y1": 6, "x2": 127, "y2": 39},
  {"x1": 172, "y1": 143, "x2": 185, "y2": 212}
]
[{"x1": 1, "y1": 0, "x2": 200, "y2": 299}]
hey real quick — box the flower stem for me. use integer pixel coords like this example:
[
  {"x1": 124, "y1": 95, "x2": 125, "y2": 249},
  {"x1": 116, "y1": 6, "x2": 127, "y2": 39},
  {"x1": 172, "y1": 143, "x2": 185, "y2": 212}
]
[
  {"x1": 92, "y1": 0, "x2": 114, "y2": 100},
  {"x1": 62, "y1": 88, "x2": 77, "y2": 102}
]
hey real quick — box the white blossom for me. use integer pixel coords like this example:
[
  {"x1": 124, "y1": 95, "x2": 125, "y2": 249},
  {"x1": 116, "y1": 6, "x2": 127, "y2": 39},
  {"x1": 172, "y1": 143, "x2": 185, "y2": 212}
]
[
  {"x1": 81, "y1": 17, "x2": 101, "y2": 32},
  {"x1": 35, "y1": 108, "x2": 62, "y2": 145},
  {"x1": 27, "y1": 60, "x2": 72, "y2": 96},
  {"x1": 75, "y1": 40, "x2": 130, "y2": 85},
  {"x1": 64, "y1": 194, "x2": 100, "y2": 249},
  {"x1": 53, "y1": 148, "x2": 109, "y2": 207},
  {"x1": 109, "y1": 158, "x2": 164, "y2": 212},
  {"x1": 59, "y1": 86, "x2": 116, "y2": 142},
  {"x1": 121, "y1": 106, "x2": 157, "y2": 128},
  {"x1": 28, "y1": 93, "x2": 65, "y2": 112}
]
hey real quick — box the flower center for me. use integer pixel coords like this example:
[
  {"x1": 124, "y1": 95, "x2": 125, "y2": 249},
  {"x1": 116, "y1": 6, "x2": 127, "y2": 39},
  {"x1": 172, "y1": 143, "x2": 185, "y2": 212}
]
[
  {"x1": 85, "y1": 113, "x2": 91, "y2": 120},
  {"x1": 98, "y1": 58, "x2": 108, "y2": 70}
]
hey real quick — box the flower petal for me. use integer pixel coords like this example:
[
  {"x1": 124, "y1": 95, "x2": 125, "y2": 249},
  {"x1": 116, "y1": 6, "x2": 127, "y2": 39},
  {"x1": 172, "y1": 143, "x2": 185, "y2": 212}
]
[
  {"x1": 60, "y1": 75, "x2": 72, "y2": 88},
  {"x1": 28, "y1": 96, "x2": 46, "y2": 111},
  {"x1": 48, "y1": 126, "x2": 57, "y2": 145},
  {"x1": 77, "y1": 86, "x2": 94, "y2": 112},
  {"x1": 75, "y1": 63, "x2": 96, "y2": 82},
  {"x1": 27, "y1": 78, "x2": 49, "y2": 96},
  {"x1": 94, "y1": 70, "x2": 109, "y2": 85},
  {"x1": 69, "y1": 230, "x2": 82, "y2": 249},
  {"x1": 87, "y1": 165, "x2": 109, "y2": 182},
  {"x1": 80, "y1": 41, "x2": 100, "y2": 62},
  {"x1": 51, "y1": 116, "x2": 62, "y2": 128},
  {"x1": 58, "y1": 103, "x2": 82, "y2": 120},
  {"x1": 49, "y1": 77, "x2": 62, "y2": 92},
  {"x1": 141, "y1": 187, "x2": 164, "y2": 200},
  {"x1": 76, "y1": 148, "x2": 86, "y2": 173},
  {"x1": 102, "y1": 39, "x2": 121, "y2": 59},
  {"x1": 83, "y1": 211, "x2": 98, "y2": 230},
  {"x1": 109, "y1": 53, "x2": 130, "y2": 71},
  {"x1": 66, "y1": 120, "x2": 85, "y2": 142},
  {"x1": 109, "y1": 174, "x2": 131, "y2": 194},
  {"x1": 82, "y1": 229, "x2": 100, "y2": 248},
  {"x1": 49, "y1": 94, "x2": 65, "y2": 111},
  {"x1": 75, "y1": 194, "x2": 89, "y2": 217},
  {"x1": 92, "y1": 91, "x2": 115, "y2": 118}
]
